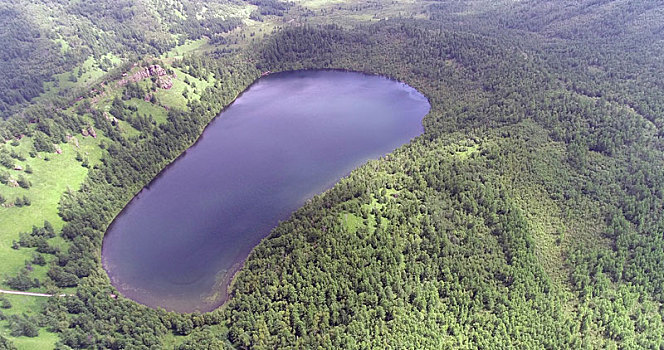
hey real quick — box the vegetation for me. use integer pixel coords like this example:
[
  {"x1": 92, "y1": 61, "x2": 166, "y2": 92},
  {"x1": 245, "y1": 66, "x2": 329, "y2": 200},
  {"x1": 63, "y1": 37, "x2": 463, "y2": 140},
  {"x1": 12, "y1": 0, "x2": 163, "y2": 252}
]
[
  {"x1": 1, "y1": 0, "x2": 664, "y2": 349},
  {"x1": 0, "y1": 0, "x2": 283, "y2": 119}
]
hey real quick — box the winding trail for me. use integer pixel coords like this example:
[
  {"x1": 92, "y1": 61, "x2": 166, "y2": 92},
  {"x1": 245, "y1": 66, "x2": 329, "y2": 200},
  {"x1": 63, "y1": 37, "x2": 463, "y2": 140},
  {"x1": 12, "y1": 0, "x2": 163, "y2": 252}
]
[{"x1": 0, "y1": 289, "x2": 65, "y2": 297}]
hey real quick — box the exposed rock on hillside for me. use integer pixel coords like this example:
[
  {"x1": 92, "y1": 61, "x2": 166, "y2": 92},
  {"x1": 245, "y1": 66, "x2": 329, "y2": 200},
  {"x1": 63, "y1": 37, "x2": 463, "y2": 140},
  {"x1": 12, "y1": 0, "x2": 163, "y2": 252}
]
[
  {"x1": 82, "y1": 126, "x2": 97, "y2": 138},
  {"x1": 119, "y1": 64, "x2": 173, "y2": 90}
]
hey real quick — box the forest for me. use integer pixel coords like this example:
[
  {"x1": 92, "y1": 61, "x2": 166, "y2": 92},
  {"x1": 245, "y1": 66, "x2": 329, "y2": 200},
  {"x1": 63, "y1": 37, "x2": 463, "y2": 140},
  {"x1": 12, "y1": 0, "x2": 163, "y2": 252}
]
[{"x1": 1, "y1": 0, "x2": 664, "y2": 349}]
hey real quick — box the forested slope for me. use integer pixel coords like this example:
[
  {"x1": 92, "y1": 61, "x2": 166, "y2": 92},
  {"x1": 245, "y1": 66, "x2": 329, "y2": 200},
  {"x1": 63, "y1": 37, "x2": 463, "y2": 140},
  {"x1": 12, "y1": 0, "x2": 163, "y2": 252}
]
[
  {"x1": 1, "y1": 0, "x2": 664, "y2": 349},
  {"x1": 0, "y1": 0, "x2": 277, "y2": 118},
  {"x1": 222, "y1": 20, "x2": 664, "y2": 348}
]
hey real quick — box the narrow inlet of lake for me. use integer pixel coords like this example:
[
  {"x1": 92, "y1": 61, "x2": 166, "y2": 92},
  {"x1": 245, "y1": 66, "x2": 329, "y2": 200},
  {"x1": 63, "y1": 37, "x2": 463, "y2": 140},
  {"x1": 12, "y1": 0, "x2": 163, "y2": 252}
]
[{"x1": 102, "y1": 70, "x2": 430, "y2": 312}]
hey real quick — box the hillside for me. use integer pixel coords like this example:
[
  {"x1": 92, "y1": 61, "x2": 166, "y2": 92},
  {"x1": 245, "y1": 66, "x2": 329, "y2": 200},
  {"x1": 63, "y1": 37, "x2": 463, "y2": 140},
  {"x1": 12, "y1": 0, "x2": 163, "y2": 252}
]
[
  {"x1": 0, "y1": 0, "x2": 283, "y2": 119},
  {"x1": 1, "y1": 0, "x2": 664, "y2": 349}
]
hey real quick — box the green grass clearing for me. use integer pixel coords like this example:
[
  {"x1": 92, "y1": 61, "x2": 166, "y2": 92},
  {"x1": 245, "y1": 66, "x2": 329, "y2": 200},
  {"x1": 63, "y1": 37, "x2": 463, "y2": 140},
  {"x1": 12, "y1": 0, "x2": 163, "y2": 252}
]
[
  {"x1": 125, "y1": 98, "x2": 169, "y2": 124},
  {"x1": 0, "y1": 135, "x2": 103, "y2": 289},
  {"x1": 0, "y1": 294, "x2": 58, "y2": 350},
  {"x1": 154, "y1": 67, "x2": 215, "y2": 110},
  {"x1": 39, "y1": 54, "x2": 123, "y2": 103},
  {"x1": 162, "y1": 38, "x2": 210, "y2": 60}
]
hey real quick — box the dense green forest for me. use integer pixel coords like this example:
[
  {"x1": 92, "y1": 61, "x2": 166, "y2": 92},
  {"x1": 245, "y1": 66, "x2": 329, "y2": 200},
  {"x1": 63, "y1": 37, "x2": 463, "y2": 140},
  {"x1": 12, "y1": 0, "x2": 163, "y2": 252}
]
[{"x1": 1, "y1": 0, "x2": 664, "y2": 349}]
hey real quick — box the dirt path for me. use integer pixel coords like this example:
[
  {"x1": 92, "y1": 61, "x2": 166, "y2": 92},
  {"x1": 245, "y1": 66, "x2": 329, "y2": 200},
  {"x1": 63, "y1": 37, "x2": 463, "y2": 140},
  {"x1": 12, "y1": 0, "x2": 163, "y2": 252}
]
[{"x1": 0, "y1": 289, "x2": 63, "y2": 297}]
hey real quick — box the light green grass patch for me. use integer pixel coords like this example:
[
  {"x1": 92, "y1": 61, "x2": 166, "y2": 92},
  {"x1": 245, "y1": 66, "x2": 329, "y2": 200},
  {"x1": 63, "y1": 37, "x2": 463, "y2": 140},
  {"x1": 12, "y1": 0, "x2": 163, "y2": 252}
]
[
  {"x1": 162, "y1": 38, "x2": 209, "y2": 60},
  {"x1": 339, "y1": 185, "x2": 398, "y2": 236},
  {"x1": 295, "y1": 0, "x2": 429, "y2": 27},
  {"x1": 8, "y1": 332, "x2": 58, "y2": 350},
  {"x1": 0, "y1": 135, "x2": 102, "y2": 286},
  {"x1": 53, "y1": 38, "x2": 69, "y2": 54},
  {"x1": 116, "y1": 119, "x2": 141, "y2": 139},
  {"x1": 154, "y1": 67, "x2": 214, "y2": 109},
  {"x1": 0, "y1": 294, "x2": 58, "y2": 350},
  {"x1": 341, "y1": 212, "x2": 363, "y2": 234},
  {"x1": 294, "y1": 0, "x2": 348, "y2": 10},
  {"x1": 126, "y1": 98, "x2": 168, "y2": 124},
  {"x1": 0, "y1": 294, "x2": 46, "y2": 317},
  {"x1": 454, "y1": 143, "x2": 480, "y2": 160},
  {"x1": 154, "y1": 78, "x2": 189, "y2": 110},
  {"x1": 41, "y1": 54, "x2": 122, "y2": 101}
]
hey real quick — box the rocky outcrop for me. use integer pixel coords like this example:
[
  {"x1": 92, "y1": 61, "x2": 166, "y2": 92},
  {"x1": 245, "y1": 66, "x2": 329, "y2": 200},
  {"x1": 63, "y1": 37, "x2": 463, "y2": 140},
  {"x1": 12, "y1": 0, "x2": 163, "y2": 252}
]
[
  {"x1": 118, "y1": 64, "x2": 173, "y2": 90},
  {"x1": 104, "y1": 112, "x2": 117, "y2": 124},
  {"x1": 82, "y1": 126, "x2": 97, "y2": 138},
  {"x1": 132, "y1": 65, "x2": 167, "y2": 81},
  {"x1": 156, "y1": 75, "x2": 173, "y2": 90}
]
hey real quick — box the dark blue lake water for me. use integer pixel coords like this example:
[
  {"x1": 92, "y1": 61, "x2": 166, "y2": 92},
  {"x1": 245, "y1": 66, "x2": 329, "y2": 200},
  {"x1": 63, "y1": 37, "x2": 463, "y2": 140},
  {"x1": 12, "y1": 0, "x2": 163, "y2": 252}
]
[{"x1": 101, "y1": 70, "x2": 430, "y2": 312}]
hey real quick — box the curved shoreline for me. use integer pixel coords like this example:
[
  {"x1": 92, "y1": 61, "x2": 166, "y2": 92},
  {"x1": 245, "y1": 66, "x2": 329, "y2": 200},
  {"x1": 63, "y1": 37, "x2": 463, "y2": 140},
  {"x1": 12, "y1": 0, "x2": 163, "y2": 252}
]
[{"x1": 101, "y1": 70, "x2": 430, "y2": 313}]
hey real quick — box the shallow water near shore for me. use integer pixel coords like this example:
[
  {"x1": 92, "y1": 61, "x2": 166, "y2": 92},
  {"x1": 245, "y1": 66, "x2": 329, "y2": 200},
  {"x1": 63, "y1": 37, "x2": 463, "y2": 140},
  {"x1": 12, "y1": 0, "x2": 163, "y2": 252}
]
[{"x1": 102, "y1": 70, "x2": 430, "y2": 312}]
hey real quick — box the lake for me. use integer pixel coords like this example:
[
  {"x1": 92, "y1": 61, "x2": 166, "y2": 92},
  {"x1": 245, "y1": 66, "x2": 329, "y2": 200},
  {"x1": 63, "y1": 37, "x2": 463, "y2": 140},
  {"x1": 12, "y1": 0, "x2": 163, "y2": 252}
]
[{"x1": 101, "y1": 70, "x2": 430, "y2": 313}]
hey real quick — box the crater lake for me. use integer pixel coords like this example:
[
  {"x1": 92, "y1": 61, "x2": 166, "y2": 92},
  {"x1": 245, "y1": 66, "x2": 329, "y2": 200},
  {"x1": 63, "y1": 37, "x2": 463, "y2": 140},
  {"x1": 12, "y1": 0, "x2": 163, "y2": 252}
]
[{"x1": 102, "y1": 70, "x2": 430, "y2": 312}]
